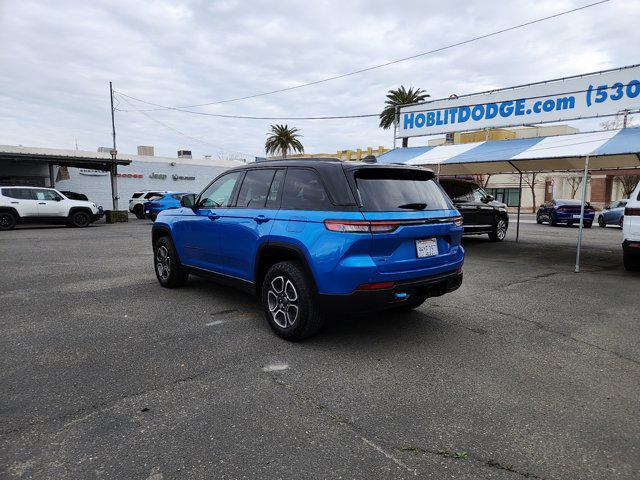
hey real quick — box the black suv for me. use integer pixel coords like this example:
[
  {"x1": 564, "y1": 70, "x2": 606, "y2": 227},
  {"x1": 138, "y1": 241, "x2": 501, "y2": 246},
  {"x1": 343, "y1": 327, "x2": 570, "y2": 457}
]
[{"x1": 439, "y1": 179, "x2": 509, "y2": 241}]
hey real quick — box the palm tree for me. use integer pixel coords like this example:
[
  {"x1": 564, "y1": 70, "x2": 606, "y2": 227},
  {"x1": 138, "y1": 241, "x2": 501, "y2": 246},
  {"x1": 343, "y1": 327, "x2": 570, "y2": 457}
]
[
  {"x1": 265, "y1": 124, "x2": 304, "y2": 158},
  {"x1": 379, "y1": 86, "x2": 429, "y2": 147}
]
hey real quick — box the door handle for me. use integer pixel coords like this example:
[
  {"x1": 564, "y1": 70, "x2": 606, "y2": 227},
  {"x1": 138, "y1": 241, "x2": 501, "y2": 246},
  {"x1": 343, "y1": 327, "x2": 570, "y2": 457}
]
[
  {"x1": 38, "y1": 202, "x2": 46, "y2": 205},
  {"x1": 207, "y1": 213, "x2": 220, "y2": 221},
  {"x1": 254, "y1": 215, "x2": 270, "y2": 224},
  {"x1": 10, "y1": 201, "x2": 19, "y2": 204}
]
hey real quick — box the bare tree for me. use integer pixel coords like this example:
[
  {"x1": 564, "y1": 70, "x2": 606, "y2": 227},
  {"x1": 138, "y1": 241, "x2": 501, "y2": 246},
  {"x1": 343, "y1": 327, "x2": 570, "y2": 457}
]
[
  {"x1": 512, "y1": 172, "x2": 545, "y2": 212},
  {"x1": 615, "y1": 174, "x2": 640, "y2": 198},
  {"x1": 601, "y1": 112, "x2": 638, "y2": 130},
  {"x1": 566, "y1": 176, "x2": 583, "y2": 199},
  {"x1": 472, "y1": 174, "x2": 492, "y2": 188}
]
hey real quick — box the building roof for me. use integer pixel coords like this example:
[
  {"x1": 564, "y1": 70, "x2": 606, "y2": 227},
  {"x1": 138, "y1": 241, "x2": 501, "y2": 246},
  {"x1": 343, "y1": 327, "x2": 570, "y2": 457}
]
[{"x1": 0, "y1": 145, "x2": 245, "y2": 170}]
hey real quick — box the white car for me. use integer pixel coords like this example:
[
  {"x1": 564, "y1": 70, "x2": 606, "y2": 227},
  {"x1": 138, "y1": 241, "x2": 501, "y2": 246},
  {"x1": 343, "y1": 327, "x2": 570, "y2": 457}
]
[
  {"x1": 622, "y1": 180, "x2": 640, "y2": 271},
  {"x1": 129, "y1": 191, "x2": 167, "y2": 219},
  {"x1": 0, "y1": 186, "x2": 103, "y2": 231}
]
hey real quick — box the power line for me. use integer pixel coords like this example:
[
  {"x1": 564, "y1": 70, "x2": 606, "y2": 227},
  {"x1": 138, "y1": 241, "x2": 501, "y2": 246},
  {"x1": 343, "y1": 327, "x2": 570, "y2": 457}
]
[
  {"x1": 114, "y1": 0, "x2": 609, "y2": 111},
  {"x1": 116, "y1": 94, "x2": 257, "y2": 158},
  {"x1": 115, "y1": 79, "x2": 637, "y2": 122}
]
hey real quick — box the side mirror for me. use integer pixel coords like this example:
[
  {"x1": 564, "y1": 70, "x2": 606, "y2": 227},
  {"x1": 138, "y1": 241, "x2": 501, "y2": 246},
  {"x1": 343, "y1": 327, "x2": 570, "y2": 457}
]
[
  {"x1": 180, "y1": 194, "x2": 196, "y2": 208},
  {"x1": 483, "y1": 194, "x2": 494, "y2": 202}
]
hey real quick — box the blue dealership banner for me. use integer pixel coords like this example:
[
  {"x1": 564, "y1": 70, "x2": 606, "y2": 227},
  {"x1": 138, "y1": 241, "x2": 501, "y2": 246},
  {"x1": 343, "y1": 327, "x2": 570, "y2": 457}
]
[{"x1": 398, "y1": 65, "x2": 640, "y2": 138}]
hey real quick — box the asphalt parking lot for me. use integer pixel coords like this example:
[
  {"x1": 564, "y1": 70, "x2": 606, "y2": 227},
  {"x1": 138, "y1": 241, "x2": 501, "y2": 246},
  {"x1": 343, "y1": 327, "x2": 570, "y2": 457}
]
[{"x1": 1, "y1": 217, "x2": 639, "y2": 480}]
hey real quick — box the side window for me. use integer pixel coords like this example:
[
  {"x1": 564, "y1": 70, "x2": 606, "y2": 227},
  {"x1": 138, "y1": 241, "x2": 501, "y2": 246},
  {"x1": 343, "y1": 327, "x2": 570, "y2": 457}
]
[
  {"x1": 2, "y1": 188, "x2": 33, "y2": 200},
  {"x1": 281, "y1": 168, "x2": 332, "y2": 210},
  {"x1": 199, "y1": 171, "x2": 242, "y2": 208},
  {"x1": 236, "y1": 169, "x2": 276, "y2": 208},
  {"x1": 266, "y1": 170, "x2": 286, "y2": 209},
  {"x1": 34, "y1": 189, "x2": 62, "y2": 201},
  {"x1": 471, "y1": 186, "x2": 486, "y2": 202}
]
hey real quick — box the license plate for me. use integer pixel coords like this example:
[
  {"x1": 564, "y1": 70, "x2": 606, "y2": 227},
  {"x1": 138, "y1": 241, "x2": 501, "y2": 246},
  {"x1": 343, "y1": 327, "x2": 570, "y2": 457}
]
[
  {"x1": 416, "y1": 238, "x2": 438, "y2": 258},
  {"x1": 572, "y1": 214, "x2": 581, "y2": 219}
]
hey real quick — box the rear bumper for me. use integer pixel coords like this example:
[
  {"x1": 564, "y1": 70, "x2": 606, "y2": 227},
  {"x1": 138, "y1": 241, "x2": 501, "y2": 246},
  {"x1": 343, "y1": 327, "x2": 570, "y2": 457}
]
[
  {"x1": 555, "y1": 212, "x2": 594, "y2": 222},
  {"x1": 318, "y1": 269, "x2": 463, "y2": 314}
]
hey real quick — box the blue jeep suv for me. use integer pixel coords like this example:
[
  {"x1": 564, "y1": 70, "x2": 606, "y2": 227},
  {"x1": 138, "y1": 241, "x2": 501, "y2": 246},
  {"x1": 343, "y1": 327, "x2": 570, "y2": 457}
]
[{"x1": 151, "y1": 159, "x2": 464, "y2": 340}]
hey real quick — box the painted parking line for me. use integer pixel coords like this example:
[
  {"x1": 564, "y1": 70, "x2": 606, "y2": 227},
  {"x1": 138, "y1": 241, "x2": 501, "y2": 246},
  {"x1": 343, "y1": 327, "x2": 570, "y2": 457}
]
[{"x1": 262, "y1": 362, "x2": 290, "y2": 372}]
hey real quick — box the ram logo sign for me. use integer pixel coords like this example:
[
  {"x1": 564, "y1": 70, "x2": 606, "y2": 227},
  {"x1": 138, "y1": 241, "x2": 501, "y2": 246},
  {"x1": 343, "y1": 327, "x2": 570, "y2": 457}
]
[{"x1": 397, "y1": 65, "x2": 640, "y2": 138}]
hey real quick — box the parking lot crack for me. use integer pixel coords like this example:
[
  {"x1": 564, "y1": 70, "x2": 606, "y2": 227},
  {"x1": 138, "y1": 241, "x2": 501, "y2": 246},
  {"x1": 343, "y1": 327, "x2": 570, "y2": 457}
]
[
  {"x1": 0, "y1": 370, "x2": 210, "y2": 436},
  {"x1": 398, "y1": 444, "x2": 544, "y2": 479},
  {"x1": 487, "y1": 307, "x2": 640, "y2": 368}
]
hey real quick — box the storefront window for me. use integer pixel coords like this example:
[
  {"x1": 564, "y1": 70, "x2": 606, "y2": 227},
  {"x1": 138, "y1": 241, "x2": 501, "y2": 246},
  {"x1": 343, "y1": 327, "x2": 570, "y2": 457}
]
[{"x1": 486, "y1": 188, "x2": 522, "y2": 207}]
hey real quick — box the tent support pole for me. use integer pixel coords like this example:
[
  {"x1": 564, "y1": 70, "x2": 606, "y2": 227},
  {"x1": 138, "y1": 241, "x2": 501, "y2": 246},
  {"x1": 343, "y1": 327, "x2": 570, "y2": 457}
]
[
  {"x1": 574, "y1": 155, "x2": 590, "y2": 273},
  {"x1": 508, "y1": 161, "x2": 522, "y2": 243}
]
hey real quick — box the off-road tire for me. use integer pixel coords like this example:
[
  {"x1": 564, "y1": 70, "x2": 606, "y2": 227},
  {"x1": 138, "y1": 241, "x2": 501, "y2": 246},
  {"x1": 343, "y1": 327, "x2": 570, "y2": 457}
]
[
  {"x1": 154, "y1": 236, "x2": 189, "y2": 288},
  {"x1": 0, "y1": 212, "x2": 17, "y2": 231},
  {"x1": 133, "y1": 205, "x2": 145, "y2": 219},
  {"x1": 261, "y1": 261, "x2": 324, "y2": 341},
  {"x1": 69, "y1": 210, "x2": 91, "y2": 228}
]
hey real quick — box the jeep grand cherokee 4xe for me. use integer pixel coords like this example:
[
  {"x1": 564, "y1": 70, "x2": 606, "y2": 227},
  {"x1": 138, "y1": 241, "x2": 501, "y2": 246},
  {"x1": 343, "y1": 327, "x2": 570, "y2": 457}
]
[{"x1": 151, "y1": 159, "x2": 464, "y2": 340}]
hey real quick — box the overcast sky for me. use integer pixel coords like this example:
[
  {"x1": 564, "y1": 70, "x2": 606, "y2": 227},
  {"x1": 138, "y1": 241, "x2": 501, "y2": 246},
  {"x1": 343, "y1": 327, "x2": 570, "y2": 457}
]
[{"x1": 1, "y1": 0, "x2": 639, "y2": 160}]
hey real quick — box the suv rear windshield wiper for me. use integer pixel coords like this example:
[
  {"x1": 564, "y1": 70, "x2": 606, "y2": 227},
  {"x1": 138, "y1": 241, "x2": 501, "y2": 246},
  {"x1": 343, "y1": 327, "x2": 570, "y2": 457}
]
[{"x1": 397, "y1": 203, "x2": 428, "y2": 210}]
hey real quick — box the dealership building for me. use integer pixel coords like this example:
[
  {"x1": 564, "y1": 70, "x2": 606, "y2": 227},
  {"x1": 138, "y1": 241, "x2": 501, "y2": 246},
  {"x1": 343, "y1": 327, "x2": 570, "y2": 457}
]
[{"x1": 0, "y1": 145, "x2": 245, "y2": 209}]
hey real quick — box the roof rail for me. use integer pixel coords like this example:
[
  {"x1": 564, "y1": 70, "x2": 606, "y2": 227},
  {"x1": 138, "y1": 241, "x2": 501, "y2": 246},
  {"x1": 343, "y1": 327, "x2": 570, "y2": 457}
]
[{"x1": 255, "y1": 157, "x2": 341, "y2": 163}]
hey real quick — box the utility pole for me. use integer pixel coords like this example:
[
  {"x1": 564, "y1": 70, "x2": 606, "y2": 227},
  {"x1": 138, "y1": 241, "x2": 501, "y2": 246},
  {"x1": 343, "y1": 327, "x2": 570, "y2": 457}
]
[{"x1": 109, "y1": 81, "x2": 119, "y2": 210}]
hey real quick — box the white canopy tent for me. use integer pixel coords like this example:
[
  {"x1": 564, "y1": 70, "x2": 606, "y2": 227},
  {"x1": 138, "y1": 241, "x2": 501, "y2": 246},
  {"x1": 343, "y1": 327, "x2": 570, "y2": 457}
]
[{"x1": 378, "y1": 127, "x2": 640, "y2": 272}]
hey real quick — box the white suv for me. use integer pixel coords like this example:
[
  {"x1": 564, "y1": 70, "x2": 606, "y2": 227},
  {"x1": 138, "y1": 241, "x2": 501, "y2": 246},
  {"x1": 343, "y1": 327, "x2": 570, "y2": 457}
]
[
  {"x1": 0, "y1": 186, "x2": 103, "y2": 231},
  {"x1": 622, "y1": 180, "x2": 640, "y2": 271},
  {"x1": 129, "y1": 191, "x2": 167, "y2": 219}
]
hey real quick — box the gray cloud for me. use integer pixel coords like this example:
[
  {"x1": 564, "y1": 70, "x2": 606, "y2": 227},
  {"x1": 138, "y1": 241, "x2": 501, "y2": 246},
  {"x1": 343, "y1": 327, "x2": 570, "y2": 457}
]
[{"x1": 1, "y1": 0, "x2": 639, "y2": 158}]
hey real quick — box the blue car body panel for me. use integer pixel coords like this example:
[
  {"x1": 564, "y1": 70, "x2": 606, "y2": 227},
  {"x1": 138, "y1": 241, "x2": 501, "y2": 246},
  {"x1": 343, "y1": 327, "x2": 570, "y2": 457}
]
[{"x1": 144, "y1": 193, "x2": 191, "y2": 217}]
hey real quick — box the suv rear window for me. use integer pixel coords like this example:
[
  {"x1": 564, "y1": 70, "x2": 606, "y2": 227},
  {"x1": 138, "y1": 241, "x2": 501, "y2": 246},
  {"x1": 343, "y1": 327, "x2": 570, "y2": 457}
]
[
  {"x1": 131, "y1": 192, "x2": 143, "y2": 199},
  {"x1": 354, "y1": 168, "x2": 452, "y2": 212}
]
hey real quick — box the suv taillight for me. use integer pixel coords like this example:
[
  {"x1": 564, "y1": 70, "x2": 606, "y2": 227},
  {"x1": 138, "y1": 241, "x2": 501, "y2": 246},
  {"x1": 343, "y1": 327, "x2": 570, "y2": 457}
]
[
  {"x1": 324, "y1": 219, "x2": 399, "y2": 233},
  {"x1": 625, "y1": 207, "x2": 640, "y2": 216}
]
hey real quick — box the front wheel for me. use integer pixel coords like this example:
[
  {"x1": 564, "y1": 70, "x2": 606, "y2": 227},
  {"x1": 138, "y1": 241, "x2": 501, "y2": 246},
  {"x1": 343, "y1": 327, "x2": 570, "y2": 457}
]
[
  {"x1": 261, "y1": 261, "x2": 324, "y2": 341},
  {"x1": 549, "y1": 213, "x2": 557, "y2": 226},
  {"x1": 133, "y1": 205, "x2": 145, "y2": 219},
  {"x1": 489, "y1": 218, "x2": 507, "y2": 242},
  {"x1": 0, "y1": 212, "x2": 17, "y2": 231},
  {"x1": 584, "y1": 221, "x2": 592, "y2": 229},
  {"x1": 598, "y1": 215, "x2": 606, "y2": 227},
  {"x1": 69, "y1": 210, "x2": 91, "y2": 228},
  {"x1": 154, "y1": 236, "x2": 188, "y2": 288},
  {"x1": 619, "y1": 217, "x2": 624, "y2": 229}
]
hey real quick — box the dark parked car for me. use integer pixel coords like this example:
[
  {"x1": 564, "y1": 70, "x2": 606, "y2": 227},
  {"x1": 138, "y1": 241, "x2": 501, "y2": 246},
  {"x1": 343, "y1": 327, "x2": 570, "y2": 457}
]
[
  {"x1": 439, "y1": 178, "x2": 509, "y2": 241},
  {"x1": 537, "y1": 199, "x2": 595, "y2": 227},
  {"x1": 60, "y1": 190, "x2": 88, "y2": 201}
]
